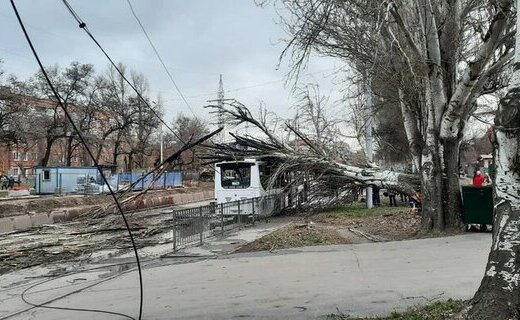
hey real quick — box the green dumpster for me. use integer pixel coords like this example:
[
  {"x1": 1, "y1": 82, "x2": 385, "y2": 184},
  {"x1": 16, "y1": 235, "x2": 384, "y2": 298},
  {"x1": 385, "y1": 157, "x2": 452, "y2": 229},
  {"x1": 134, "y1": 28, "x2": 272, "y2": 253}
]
[{"x1": 461, "y1": 186, "x2": 494, "y2": 225}]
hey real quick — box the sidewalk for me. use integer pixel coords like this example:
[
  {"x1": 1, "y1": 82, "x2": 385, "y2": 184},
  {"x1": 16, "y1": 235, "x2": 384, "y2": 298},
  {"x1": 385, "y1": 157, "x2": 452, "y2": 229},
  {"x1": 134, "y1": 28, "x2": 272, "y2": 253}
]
[
  {"x1": 0, "y1": 231, "x2": 491, "y2": 320},
  {"x1": 168, "y1": 217, "x2": 292, "y2": 256}
]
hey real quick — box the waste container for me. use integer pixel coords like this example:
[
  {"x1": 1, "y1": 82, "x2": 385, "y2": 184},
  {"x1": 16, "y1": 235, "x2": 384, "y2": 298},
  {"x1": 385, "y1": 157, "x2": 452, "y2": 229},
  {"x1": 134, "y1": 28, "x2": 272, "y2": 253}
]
[{"x1": 462, "y1": 186, "x2": 493, "y2": 225}]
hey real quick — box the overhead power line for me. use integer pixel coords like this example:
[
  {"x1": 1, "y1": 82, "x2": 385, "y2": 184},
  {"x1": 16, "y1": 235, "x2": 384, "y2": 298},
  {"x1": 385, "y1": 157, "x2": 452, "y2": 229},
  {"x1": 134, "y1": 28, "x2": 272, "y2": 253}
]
[
  {"x1": 9, "y1": 1, "x2": 143, "y2": 320},
  {"x1": 125, "y1": 0, "x2": 198, "y2": 118},
  {"x1": 161, "y1": 67, "x2": 341, "y2": 103},
  {"x1": 60, "y1": 0, "x2": 184, "y2": 143},
  {"x1": 60, "y1": 0, "x2": 220, "y2": 179}
]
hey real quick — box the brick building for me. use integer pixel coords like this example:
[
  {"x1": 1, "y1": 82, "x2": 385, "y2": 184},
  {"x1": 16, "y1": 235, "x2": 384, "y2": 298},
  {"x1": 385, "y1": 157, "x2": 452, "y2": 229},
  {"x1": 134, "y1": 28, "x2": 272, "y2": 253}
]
[{"x1": 0, "y1": 90, "x2": 119, "y2": 179}]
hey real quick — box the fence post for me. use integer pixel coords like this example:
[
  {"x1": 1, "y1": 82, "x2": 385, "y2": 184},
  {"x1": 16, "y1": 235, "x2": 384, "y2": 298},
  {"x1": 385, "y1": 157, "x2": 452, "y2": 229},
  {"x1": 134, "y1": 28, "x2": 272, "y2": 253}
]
[
  {"x1": 199, "y1": 206, "x2": 204, "y2": 245},
  {"x1": 141, "y1": 173, "x2": 145, "y2": 190},
  {"x1": 163, "y1": 172, "x2": 167, "y2": 189},
  {"x1": 237, "y1": 200, "x2": 241, "y2": 230},
  {"x1": 252, "y1": 198, "x2": 255, "y2": 226},
  {"x1": 220, "y1": 203, "x2": 224, "y2": 236},
  {"x1": 172, "y1": 209, "x2": 177, "y2": 253}
]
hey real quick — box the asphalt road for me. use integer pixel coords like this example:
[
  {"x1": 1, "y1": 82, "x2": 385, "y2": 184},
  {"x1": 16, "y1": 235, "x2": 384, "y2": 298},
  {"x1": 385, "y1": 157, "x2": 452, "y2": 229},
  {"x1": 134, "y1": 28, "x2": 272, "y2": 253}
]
[{"x1": 1, "y1": 233, "x2": 491, "y2": 320}]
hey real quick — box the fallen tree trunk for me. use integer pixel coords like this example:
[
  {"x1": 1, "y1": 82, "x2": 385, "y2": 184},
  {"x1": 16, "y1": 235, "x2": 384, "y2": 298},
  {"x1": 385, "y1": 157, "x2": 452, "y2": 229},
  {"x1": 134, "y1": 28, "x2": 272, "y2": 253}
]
[{"x1": 205, "y1": 101, "x2": 421, "y2": 197}]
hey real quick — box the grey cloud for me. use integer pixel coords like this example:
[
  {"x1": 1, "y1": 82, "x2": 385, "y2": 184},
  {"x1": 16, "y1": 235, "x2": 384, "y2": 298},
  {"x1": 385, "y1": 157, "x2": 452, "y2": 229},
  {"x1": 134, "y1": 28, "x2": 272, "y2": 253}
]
[{"x1": 0, "y1": 0, "x2": 342, "y2": 124}]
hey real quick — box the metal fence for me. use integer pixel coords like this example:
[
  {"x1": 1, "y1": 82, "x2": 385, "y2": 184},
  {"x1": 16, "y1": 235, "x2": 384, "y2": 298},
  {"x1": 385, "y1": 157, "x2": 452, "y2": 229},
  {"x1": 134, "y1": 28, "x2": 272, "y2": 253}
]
[
  {"x1": 118, "y1": 171, "x2": 183, "y2": 191},
  {"x1": 172, "y1": 194, "x2": 287, "y2": 252},
  {"x1": 32, "y1": 170, "x2": 183, "y2": 195}
]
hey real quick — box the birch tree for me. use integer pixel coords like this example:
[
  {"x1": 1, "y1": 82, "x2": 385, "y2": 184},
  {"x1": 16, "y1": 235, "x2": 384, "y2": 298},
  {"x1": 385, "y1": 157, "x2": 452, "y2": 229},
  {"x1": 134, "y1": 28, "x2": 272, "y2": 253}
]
[
  {"x1": 468, "y1": 1, "x2": 520, "y2": 317},
  {"x1": 265, "y1": 0, "x2": 515, "y2": 230}
]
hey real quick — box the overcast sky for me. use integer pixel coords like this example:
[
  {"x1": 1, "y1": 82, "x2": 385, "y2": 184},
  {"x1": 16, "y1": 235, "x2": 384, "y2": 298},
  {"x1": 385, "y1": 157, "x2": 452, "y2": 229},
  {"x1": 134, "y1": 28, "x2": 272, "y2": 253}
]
[{"x1": 0, "y1": 0, "x2": 347, "y2": 129}]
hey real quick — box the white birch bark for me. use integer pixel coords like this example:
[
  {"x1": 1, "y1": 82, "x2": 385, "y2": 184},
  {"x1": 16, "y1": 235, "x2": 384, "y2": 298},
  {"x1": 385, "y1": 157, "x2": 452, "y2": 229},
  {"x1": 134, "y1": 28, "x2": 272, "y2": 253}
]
[
  {"x1": 398, "y1": 88, "x2": 422, "y2": 172},
  {"x1": 439, "y1": 3, "x2": 511, "y2": 140},
  {"x1": 469, "y1": 1, "x2": 520, "y2": 316}
]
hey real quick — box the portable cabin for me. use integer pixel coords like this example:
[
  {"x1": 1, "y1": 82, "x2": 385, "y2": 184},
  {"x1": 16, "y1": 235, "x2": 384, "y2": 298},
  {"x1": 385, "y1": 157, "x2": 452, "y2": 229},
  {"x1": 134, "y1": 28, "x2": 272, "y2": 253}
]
[{"x1": 33, "y1": 166, "x2": 111, "y2": 194}]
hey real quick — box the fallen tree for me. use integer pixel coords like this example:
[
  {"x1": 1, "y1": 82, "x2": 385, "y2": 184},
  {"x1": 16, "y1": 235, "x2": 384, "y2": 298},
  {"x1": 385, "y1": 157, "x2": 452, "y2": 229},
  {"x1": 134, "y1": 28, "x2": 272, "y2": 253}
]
[
  {"x1": 260, "y1": 0, "x2": 515, "y2": 231},
  {"x1": 205, "y1": 100, "x2": 421, "y2": 202}
]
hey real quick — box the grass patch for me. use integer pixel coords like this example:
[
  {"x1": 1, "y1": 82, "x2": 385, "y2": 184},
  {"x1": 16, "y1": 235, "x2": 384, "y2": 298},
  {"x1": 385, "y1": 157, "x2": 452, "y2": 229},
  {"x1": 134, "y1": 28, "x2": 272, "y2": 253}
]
[
  {"x1": 237, "y1": 223, "x2": 347, "y2": 252},
  {"x1": 313, "y1": 203, "x2": 410, "y2": 224},
  {"x1": 324, "y1": 299, "x2": 466, "y2": 320}
]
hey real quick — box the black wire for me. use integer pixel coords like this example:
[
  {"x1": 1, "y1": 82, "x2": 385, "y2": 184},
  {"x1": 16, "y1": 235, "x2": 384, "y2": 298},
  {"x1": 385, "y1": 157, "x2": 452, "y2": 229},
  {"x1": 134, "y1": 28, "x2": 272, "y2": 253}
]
[
  {"x1": 125, "y1": 0, "x2": 198, "y2": 119},
  {"x1": 60, "y1": 0, "x2": 224, "y2": 178},
  {"x1": 20, "y1": 272, "x2": 136, "y2": 320},
  {"x1": 61, "y1": 0, "x2": 182, "y2": 143},
  {"x1": 3, "y1": 252, "x2": 217, "y2": 320},
  {"x1": 0, "y1": 260, "x2": 148, "y2": 320},
  {"x1": 114, "y1": 127, "x2": 222, "y2": 202},
  {"x1": 9, "y1": 1, "x2": 144, "y2": 320}
]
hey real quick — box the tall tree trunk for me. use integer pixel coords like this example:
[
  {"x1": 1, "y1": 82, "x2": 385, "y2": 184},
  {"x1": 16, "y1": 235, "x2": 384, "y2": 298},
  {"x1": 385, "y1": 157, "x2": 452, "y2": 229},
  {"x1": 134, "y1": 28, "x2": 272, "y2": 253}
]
[
  {"x1": 468, "y1": 128, "x2": 520, "y2": 319},
  {"x1": 442, "y1": 137, "x2": 464, "y2": 230},
  {"x1": 469, "y1": 6, "x2": 520, "y2": 314},
  {"x1": 127, "y1": 152, "x2": 134, "y2": 172},
  {"x1": 399, "y1": 89, "x2": 423, "y2": 172},
  {"x1": 66, "y1": 136, "x2": 73, "y2": 166},
  {"x1": 421, "y1": 147, "x2": 444, "y2": 230},
  {"x1": 421, "y1": 80, "x2": 445, "y2": 231},
  {"x1": 39, "y1": 136, "x2": 57, "y2": 166},
  {"x1": 112, "y1": 140, "x2": 120, "y2": 167},
  {"x1": 95, "y1": 139, "x2": 105, "y2": 163}
]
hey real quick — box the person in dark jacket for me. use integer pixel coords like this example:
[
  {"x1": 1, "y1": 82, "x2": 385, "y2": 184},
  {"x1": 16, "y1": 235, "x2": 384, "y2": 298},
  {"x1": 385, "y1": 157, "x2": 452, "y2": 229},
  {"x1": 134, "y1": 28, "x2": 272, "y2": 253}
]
[
  {"x1": 372, "y1": 185, "x2": 381, "y2": 206},
  {"x1": 388, "y1": 189, "x2": 397, "y2": 207}
]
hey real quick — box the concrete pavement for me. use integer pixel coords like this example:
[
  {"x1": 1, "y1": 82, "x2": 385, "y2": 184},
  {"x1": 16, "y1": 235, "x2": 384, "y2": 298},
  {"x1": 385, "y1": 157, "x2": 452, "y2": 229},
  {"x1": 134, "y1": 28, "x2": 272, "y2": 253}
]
[{"x1": 0, "y1": 233, "x2": 491, "y2": 320}]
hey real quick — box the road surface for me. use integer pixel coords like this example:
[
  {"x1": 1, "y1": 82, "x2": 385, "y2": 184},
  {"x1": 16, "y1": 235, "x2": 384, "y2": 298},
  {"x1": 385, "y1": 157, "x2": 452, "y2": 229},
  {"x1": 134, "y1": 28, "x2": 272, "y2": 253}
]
[{"x1": 0, "y1": 233, "x2": 491, "y2": 320}]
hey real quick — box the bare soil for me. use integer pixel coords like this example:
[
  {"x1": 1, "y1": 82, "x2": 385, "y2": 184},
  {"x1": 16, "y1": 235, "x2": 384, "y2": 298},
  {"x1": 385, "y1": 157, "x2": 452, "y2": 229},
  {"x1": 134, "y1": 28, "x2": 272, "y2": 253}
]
[
  {"x1": 312, "y1": 204, "x2": 421, "y2": 241},
  {"x1": 0, "y1": 206, "x2": 174, "y2": 274},
  {"x1": 239, "y1": 203, "x2": 423, "y2": 252}
]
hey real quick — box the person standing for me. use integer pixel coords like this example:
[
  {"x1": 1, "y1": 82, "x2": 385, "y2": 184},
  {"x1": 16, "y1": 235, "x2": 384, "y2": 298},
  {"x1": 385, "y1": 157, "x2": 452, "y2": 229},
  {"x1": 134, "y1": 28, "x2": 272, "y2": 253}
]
[
  {"x1": 388, "y1": 189, "x2": 397, "y2": 206},
  {"x1": 372, "y1": 185, "x2": 381, "y2": 206},
  {"x1": 473, "y1": 170, "x2": 485, "y2": 187},
  {"x1": 7, "y1": 176, "x2": 15, "y2": 190}
]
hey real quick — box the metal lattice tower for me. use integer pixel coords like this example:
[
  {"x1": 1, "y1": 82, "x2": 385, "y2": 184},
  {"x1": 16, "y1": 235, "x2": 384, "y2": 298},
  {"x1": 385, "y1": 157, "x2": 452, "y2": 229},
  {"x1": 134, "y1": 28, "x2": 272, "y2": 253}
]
[{"x1": 217, "y1": 74, "x2": 225, "y2": 142}]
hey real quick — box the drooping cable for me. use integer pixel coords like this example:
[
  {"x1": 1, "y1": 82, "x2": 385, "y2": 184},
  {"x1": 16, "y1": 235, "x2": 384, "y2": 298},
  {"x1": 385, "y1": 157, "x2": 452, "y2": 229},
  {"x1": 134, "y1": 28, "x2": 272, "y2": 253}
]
[
  {"x1": 9, "y1": 1, "x2": 144, "y2": 319},
  {"x1": 60, "y1": 0, "x2": 233, "y2": 179},
  {"x1": 60, "y1": 0, "x2": 183, "y2": 142},
  {"x1": 125, "y1": 0, "x2": 198, "y2": 118},
  {"x1": 19, "y1": 271, "x2": 136, "y2": 320}
]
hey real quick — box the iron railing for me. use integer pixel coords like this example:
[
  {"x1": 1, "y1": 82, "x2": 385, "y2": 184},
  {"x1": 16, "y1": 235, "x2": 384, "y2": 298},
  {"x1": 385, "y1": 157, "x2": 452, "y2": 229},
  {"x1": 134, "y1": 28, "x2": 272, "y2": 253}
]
[{"x1": 172, "y1": 194, "x2": 287, "y2": 252}]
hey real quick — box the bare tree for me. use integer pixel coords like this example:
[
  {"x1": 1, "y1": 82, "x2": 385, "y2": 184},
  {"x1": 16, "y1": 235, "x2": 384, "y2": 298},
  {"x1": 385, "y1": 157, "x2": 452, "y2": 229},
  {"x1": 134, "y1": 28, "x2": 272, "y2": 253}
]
[
  {"x1": 94, "y1": 64, "x2": 139, "y2": 166},
  {"x1": 161, "y1": 113, "x2": 209, "y2": 171},
  {"x1": 120, "y1": 77, "x2": 161, "y2": 171},
  {"x1": 30, "y1": 62, "x2": 97, "y2": 166},
  {"x1": 93, "y1": 64, "x2": 160, "y2": 170},
  {"x1": 293, "y1": 84, "x2": 347, "y2": 158},
  {"x1": 265, "y1": 0, "x2": 515, "y2": 231}
]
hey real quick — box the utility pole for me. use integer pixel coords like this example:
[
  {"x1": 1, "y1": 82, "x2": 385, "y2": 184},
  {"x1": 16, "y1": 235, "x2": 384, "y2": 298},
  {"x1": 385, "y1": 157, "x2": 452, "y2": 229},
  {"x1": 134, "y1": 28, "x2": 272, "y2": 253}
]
[
  {"x1": 365, "y1": 83, "x2": 374, "y2": 209},
  {"x1": 159, "y1": 126, "x2": 164, "y2": 165}
]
